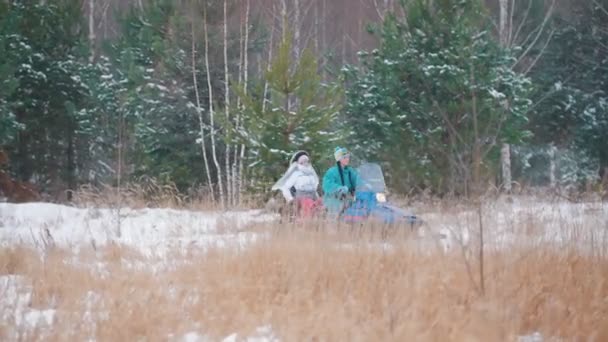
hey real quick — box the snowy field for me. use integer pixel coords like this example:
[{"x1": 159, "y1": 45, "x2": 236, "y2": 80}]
[
  {"x1": 0, "y1": 202, "x2": 279, "y2": 258},
  {"x1": 422, "y1": 196, "x2": 608, "y2": 255},
  {"x1": 1, "y1": 197, "x2": 607, "y2": 340},
  {"x1": 0, "y1": 202, "x2": 281, "y2": 341},
  {"x1": 2, "y1": 197, "x2": 606, "y2": 256}
]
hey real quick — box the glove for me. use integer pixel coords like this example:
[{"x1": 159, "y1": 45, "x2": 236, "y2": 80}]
[{"x1": 335, "y1": 186, "x2": 349, "y2": 196}]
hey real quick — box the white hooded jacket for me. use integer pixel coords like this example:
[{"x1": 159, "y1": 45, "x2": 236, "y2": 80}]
[{"x1": 271, "y1": 158, "x2": 319, "y2": 202}]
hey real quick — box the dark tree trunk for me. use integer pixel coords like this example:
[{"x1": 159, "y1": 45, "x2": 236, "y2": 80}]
[{"x1": 66, "y1": 119, "x2": 75, "y2": 201}]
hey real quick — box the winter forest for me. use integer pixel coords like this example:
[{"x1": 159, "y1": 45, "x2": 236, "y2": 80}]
[
  {"x1": 2, "y1": 1, "x2": 608, "y2": 340},
  {"x1": 1, "y1": 0, "x2": 606, "y2": 206}
]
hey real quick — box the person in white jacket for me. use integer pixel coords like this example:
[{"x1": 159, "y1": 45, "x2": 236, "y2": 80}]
[{"x1": 271, "y1": 151, "x2": 320, "y2": 203}]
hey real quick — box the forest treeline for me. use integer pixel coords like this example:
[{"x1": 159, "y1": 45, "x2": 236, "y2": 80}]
[{"x1": 1, "y1": 0, "x2": 606, "y2": 205}]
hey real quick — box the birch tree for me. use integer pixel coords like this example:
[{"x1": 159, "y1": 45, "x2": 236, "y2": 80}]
[
  {"x1": 191, "y1": 18, "x2": 215, "y2": 202},
  {"x1": 294, "y1": 0, "x2": 301, "y2": 61},
  {"x1": 499, "y1": 0, "x2": 512, "y2": 192},
  {"x1": 236, "y1": 0, "x2": 250, "y2": 204},
  {"x1": 204, "y1": 5, "x2": 225, "y2": 207},
  {"x1": 88, "y1": 0, "x2": 95, "y2": 62},
  {"x1": 223, "y1": 0, "x2": 232, "y2": 206},
  {"x1": 497, "y1": 0, "x2": 556, "y2": 193}
]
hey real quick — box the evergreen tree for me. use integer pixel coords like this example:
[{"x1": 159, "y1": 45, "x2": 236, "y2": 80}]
[
  {"x1": 235, "y1": 35, "x2": 345, "y2": 192},
  {"x1": 344, "y1": 0, "x2": 533, "y2": 195},
  {"x1": 0, "y1": 0, "x2": 92, "y2": 196},
  {"x1": 527, "y1": 0, "x2": 608, "y2": 184},
  {"x1": 0, "y1": 1, "x2": 22, "y2": 147},
  {"x1": 105, "y1": 1, "x2": 203, "y2": 189}
]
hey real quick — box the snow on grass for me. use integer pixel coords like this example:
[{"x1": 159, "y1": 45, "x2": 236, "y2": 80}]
[
  {"x1": 0, "y1": 275, "x2": 56, "y2": 340},
  {"x1": 1, "y1": 197, "x2": 606, "y2": 340},
  {"x1": 1, "y1": 197, "x2": 606, "y2": 258},
  {"x1": 0, "y1": 202, "x2": 279, "y2": 257},
  {"x1": 179, "y1": 325, "x2": 279, "y2": 342},
  {"x1": 1, "y1": 272, "x2": 279, "y2": 341},
  {"x1": 420, "y1": 197, "x2": 608, "y2": 254}
]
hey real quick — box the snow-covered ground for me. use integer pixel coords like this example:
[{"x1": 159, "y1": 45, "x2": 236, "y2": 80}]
[
  {"x1": 1, "y1": 198, "x2": 606, "y2": 340},
  {"x1": 420, "y1": 197, "x2": 608, "y2": 254},
  {"x1": 2, "y1": 198, "x2": 606, "y2": 257},
  {"x1": 0, "y1": 202, "x2": 278, "y2": 258},
  {"x1": 0, "y1": 202, "x2": 281, "y2": 341},
  {"x1": 0, "y1": 275, "x2": 55, "y2": 332},
  {"x1": 0, "y1": 272, "x2": 279, "y2": 341}
]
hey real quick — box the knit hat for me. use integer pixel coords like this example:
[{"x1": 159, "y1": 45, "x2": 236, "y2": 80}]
[{"x1": 334, "y1": 147, "x2": 350, "y2": 161}]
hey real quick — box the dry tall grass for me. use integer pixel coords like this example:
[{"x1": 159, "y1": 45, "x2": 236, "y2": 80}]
[
  {"x1": 71, "y1": 177, "x2": 264, "y2": 211},
  {"x1": 2, "y1": 218, "x2": 607, "y2": 341}
]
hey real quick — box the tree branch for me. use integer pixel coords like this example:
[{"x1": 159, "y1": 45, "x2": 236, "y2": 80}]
[
  {"x1": 372, "y1": 0, "x2": 386, "y2": 21},
  {"x1": 523, "y1": 28, "x2": 556, "y2": 75},
  {"x1": 507, "y1": 0, "x2": 516, "y2": 46},
  {"x1": 511, "y1": 0, "x2": 533, "y2": 47},
  {"x1": 593, "y1": 0, "x2": 608, "y2": 17},
  {"x1": 512, "y1": 0, "x2": 555, "y2": 70}
]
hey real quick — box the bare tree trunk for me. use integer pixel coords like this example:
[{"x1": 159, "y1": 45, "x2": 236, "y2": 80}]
[
  {"x1": 549, "y1": 145, "x2": 557, "y2": 188},
  {"x1": 321, "y1": 0, "x2": 327, "y2": 78},
  {"x1": 88, "y1": 0, "x2": 95, "y2": 63},
  {"x1": 314, "y1": 0, "x2": 319, "y2": 55},
  {"x1": 373, "y1": 0, "x2": 391, "y2": 20},
  {"x1": 262, "y1": 4, "x2": 275, "y2": 114},
  {"x1": 478, "y1": 202, "x2": 485, "y2": 296},
  {"x1": 501, "y1": 143, "x2": 511, "y2": 192},
  {"x1": 511, "y1": 0, "x2": 556, "y2": 74},
  {"x1": 116, "y1": 109, "x2": 125, "y2": 238},
  {"x1": 223, "y1": 0, "x2": 232, "y2": 206},
  {"x1": 281, "y1": 0, "x2": 287, "y2": 42},
  {"x1": 294, "y1": 0, "x2": 301, "y2": 61},
  {"x1": 191, "y1": 21, "x2": 215, "y2": 202},
  {"x1": 204, "y1": 7, "x2": 225, "y2": 208},
  {"x1": 237, "y1": 0, "x2": 250, "y2": 204},
  {"x1": 471, "y1": 65, "x2": 481, "y2": 196},
  {"x1": 500, "y1": 149, "x2": 512, "y2": 193},
  {"x1": 507, "y1": 0, "x2": 515, "y2": 46},
  {"x1": 499, "y1": 0, "x2": 512, "y2": 194},
  {"x1": 117, "y1": 112, "x2": 123, "y2": 193},
  {"x1": 232, "y1": 1, "x2": 244, "y2": 207},
  {"x1": 254, "y1": 0, "x2": 275, "y2": 196},
  {"x1": 341, "y1": 35, "x2": 347, "y2": 66},
  {"x1": 499, "y1": 0, "x2": 509, "y2": 46},
  {"x1": 66, "y1": 118, "x2": 74, "y2": 201},
  {"x1": 256, "y1": 53, "x2": 261, "y2": 81},
  {"x1": 101, "y1": 0, "x2": 110, "y2": 41}
]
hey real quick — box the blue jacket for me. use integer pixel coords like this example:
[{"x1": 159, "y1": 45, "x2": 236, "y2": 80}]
[{"x1": 322, "y1": 163, "x2": 359, "y2": 214}]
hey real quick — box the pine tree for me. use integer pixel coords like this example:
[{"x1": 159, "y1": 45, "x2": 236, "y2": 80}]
[
  {"x1": 0, "y1": 0, "x2": 92, "y2": 197},
  {"x1": 235, "y1": 34, "x2": 345, "y2": 192},
  {"x1": 527, "y1": 0, "x2": 608, "y2": 185},
  {"x1": 344, "y1": 0, "x2": 533, "y2": 196}
]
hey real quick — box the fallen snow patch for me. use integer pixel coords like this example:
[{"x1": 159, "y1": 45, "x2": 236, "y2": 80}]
[
  {"x1": 180, "y1": 325, "x2": 280, "y2": 342},
  {"x1": 420, "y1": 198, "x2": 608, "y2": 254},
  {"x1": 0, "y1": 275, "x2": 56, "y2": 339},
  {"x1": 0, "y1": 202, "x2": 278, "y2": 257}
]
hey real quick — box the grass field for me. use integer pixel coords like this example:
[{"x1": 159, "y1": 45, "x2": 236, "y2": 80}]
[{"x1": 1, "y1": 196, "x2": 607, "y2": 341}]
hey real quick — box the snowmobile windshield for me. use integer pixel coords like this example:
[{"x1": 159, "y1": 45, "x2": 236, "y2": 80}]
[{"x1": 355, "y1": 163, "x2": 386, "y2": 193}]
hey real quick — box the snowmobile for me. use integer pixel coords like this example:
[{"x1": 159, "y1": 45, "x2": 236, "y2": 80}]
[
  {"x1": 269, "y1": 161, "x2": 422, "y2": 228},
  {"x1": 336, "y1": 162, "x2": 422, "y2": 230}
]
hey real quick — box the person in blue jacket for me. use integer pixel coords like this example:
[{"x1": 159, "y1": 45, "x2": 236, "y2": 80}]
[{"x1": 322, "y1": 146, "x2": 359, "y2": 217}]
